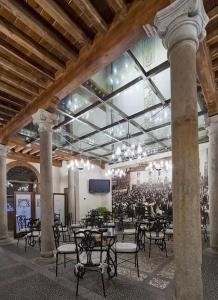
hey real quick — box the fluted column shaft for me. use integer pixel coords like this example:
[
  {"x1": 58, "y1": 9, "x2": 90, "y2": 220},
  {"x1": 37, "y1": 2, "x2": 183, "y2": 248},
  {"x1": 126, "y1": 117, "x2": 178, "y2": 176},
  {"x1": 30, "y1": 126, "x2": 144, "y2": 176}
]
[
  {"x1": 33, "y1": 109, "x2": 58, "y2": 258},
  {"x1": 0, "y1": 145, "x2": 8, "y2": 239},
  {"x1": 155, "y1": 1, "x2": 208, "y2": 299}
]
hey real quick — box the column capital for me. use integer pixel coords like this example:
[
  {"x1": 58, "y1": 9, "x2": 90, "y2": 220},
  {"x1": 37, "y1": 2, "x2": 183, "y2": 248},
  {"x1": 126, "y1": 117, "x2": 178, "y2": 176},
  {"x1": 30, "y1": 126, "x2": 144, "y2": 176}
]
[
  {"x1": 32, "y1": 109, "x2": 58, "y2": 133},
  {"x1": 0, "y1": 144, "x2": 8, "y2": 157},
  {"x1": 154, "y1": 0, "x2": 209, "y2": 51}
]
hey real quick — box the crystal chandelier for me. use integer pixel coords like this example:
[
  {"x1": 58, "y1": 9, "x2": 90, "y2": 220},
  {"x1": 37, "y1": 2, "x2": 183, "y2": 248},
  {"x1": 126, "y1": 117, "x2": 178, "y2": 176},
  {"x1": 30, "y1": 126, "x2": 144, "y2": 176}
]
[
  {"x1": 105, "y1": 168, "x2": 125, "y2": 178},
  {"x1": 111, "y1": 143, "x2": 147, "y2": 162},
  {"x1": 67, "y1": 159, "x2": 95, "y2": 171}
]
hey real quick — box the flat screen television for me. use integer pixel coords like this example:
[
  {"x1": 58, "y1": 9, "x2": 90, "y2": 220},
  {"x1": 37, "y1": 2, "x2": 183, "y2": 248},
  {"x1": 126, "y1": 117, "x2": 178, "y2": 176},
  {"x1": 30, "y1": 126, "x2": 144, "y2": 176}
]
[{"x1": 89, "y1": 179, "x2": 110, "y2": 193}]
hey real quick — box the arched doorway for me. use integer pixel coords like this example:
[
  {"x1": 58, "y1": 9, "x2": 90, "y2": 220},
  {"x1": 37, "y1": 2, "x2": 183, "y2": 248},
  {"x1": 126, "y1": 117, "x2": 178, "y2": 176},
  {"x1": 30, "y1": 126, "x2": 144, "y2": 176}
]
[{"x1": 6, "y1": 161, "x2": 40, "y2": 230}]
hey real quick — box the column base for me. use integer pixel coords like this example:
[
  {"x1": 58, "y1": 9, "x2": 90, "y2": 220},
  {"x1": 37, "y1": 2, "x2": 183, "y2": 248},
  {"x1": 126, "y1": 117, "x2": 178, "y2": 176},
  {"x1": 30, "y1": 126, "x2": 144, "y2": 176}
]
[{"x1": 40, "y1": 250, "x2": 54, "y2": 258}]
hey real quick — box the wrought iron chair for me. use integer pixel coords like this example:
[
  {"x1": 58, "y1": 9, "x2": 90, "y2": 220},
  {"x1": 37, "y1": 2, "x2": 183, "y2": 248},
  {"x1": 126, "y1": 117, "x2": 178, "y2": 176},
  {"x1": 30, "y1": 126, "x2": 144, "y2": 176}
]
[
  {"x1": 74, "y1": 230, "x2": 108, "y2": 297},
  {"x1": 16, "y1": 215, "x2": 28, "y2": 246},
  {"x1": 24, "y1": 218, "x2": 41, "y2": 252},
  {"x1": 112, "y1": 229, "x2": 140, "y2": 278},
  {"x1": 145, "y1": 218, "x2": 168, "y2": 258},
  {"x1": 52, "y1": 223, "x2": 76, "y2": 276}
]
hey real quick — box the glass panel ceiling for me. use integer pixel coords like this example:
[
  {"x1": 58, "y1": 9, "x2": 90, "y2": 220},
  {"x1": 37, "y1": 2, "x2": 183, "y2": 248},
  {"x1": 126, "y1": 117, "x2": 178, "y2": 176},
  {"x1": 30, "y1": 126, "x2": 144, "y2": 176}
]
[
  {"x1": 17, "y1": 34, "x2": 208, "y2": 164},
  {"x1": 109, "y1": 80, "x2": 160, "y2": 116},
  {"x1": 59, "y1": 88, "x2": 98, "y2": 115},
  {"x1": 130, "y1": 36, "x2": 167, "y2": 72}
]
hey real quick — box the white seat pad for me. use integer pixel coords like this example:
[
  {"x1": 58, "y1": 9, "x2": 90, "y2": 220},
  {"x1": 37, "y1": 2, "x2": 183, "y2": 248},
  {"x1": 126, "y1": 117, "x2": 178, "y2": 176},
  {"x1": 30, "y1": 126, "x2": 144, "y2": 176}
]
[
  {"x1": 57, "y1": 243, "x2": 76, "y2": 253},
  {"x1": 145, "y1": 232, "x2": 164, "y2": 239},
  {"x1": 26, "y1": 231, "x2": 41, "y2": 238},
  {"x1": 113, "y1": 242, "x2": 137, "y2": 253},
  {"x1": 123, "y1": 229, "x2": 136, "y2": 235},
  {"x1": 79, "y1": 251, "x2": 107, "y2": 265},
  {"x1": 165, "y1": 229, "x2": 173, "y2": 235}
]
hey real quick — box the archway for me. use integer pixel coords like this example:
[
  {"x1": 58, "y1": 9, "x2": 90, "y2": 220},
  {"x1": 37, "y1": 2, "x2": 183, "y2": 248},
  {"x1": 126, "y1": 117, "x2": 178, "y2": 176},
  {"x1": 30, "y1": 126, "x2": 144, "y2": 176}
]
[{"x1": 6, "y1": 161, "x2": 40, "y2": 230}]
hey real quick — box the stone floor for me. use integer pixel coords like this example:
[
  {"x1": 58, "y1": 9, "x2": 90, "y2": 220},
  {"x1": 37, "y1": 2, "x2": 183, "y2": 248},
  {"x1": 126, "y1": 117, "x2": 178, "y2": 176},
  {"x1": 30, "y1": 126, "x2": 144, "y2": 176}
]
[{"x1": 0, "y1": 235, "x2": 217, "y2": 300}]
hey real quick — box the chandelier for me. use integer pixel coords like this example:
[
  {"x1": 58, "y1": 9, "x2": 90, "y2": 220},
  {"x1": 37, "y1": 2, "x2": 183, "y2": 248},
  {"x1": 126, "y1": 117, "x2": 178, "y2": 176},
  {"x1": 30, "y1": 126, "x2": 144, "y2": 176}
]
[
  {"x1": 67, "y1": 159, "x2": 95, "y2": 171},
  {"x1": 111, "y1": 143, "x2": 147, "y2": 162},
  {"x1": 105, "y1": 168, "x2": 125, "y2": 178}
]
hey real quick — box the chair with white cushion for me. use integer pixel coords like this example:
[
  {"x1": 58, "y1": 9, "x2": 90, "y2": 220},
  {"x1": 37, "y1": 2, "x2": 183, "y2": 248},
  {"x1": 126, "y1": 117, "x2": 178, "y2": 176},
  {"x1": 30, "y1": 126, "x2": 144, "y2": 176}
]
[
  {"x1": 145, "y1": 219, "x2": 168, "y2": 258},
  {"x1": 122, "y1": 220, "x2": 137, "y2": 242},
  {"x1": 52, "y1": 224, "x2": 76, "y2": 276},
  {"x1": 24, "y1": 218, "x2": 41, "y2": 252},
  {"x1": 16, "y1": 215, "x2": 29, "y2": 246},
  {"x1": 74, "y1": 230, "x2": 108, "y2": 297},
  {"x1": 112, "y1": 232, "x2": 139, "y2": 277}
]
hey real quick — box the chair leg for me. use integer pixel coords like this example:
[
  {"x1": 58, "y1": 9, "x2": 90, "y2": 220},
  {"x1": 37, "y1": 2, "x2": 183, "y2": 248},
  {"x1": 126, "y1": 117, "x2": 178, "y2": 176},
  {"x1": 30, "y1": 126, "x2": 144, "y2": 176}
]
[
  {"x1": 17, "y1": 238, "x2": 19, "y2": 246},
  {"x1": 56, "y1": 253, "x2": 59, "y2": 277},
  {"x1": 64, "y1": 254, "x2": 66, "y2": 267},
  {"x1": 76, "y1": 274, "x2": 80, "y2": 296},
  {"x1": 136, "y1": 253, "x2": 139, "y2": 277},
  {"x1": 25, "y1": 238, "x2": 27, "y2": 252},
  {"x1": 164, "y1": 240, "x2": 168, "y2": 257},
  {"x1": 149, "y1": 239, "x2": 151, "y2": 258},
  {"x1": 101, "y1": 273, "x2": 106, "y2": 297},
  {"x1": 115, "y1": 252, "x2": 118, "y2": 276}
]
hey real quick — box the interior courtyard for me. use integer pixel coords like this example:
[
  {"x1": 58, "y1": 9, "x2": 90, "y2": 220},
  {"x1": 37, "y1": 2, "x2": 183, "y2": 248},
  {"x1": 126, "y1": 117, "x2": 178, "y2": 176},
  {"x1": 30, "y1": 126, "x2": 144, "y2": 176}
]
[{"x1": 0, "y1": 0, "x2": 218, "y2": 299}]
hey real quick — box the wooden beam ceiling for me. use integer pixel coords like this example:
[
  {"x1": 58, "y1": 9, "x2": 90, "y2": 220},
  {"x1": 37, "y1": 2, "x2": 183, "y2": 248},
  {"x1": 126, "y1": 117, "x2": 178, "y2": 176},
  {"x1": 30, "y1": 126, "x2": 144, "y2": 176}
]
[
  {"x1": 197, "y1": 1, "x2": 218, "y2": 116},
  {"x1": 0, "y1": 0, "x2": 171, "y2": 144},
  {"x1": 7, "y1": 136, "x2": 105, "y2": 168}
]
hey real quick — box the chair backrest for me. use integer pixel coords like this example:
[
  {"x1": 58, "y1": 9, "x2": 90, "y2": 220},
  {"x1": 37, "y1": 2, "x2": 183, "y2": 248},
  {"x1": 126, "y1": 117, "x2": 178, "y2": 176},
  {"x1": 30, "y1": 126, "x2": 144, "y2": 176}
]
[
  {"x1": 52, "y1": 224, "x2": 61, "y2": 249},
  {"x1": 17, "y1": 215, "x2": 27, "y2": 231},
  {"x1": 74, "y1": 230, "x2": 104, "y2": 266},
  {"x1": 54, "y1": 213, "x2": 60, "y2": 224}
]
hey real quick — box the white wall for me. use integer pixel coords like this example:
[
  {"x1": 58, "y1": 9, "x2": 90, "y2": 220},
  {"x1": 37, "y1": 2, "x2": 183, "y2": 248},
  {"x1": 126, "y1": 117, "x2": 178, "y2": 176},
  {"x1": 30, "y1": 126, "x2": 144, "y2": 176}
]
[{"x1": 75, "y1": 167, "x2": 112, "y2": 221}]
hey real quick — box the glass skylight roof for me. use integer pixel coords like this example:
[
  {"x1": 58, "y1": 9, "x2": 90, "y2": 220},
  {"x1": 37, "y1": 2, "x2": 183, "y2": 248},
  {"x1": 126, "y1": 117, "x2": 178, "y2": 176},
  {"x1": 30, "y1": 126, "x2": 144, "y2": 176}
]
[{"x1": 17, "y1": 35, "x2": 208, "y2": 164}]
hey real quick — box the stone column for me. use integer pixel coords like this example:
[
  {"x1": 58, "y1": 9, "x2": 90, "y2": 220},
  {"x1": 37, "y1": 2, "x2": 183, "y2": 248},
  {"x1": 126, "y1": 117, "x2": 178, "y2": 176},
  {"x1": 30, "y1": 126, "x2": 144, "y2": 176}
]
[
  {"x1": 155, "y1": 1, "x2": 208, "y2": 300},
  {"x1": 208, "y1": 115, "x2": 218, "y2": 253},
  {"x1": 68, "y1": 167, "x2": 76, "y2": 223},
  {"x1": 33, "y1": 109, "x2": 58, "y2": 258},
  {"x1": 0, "y1": 145, "x2": 8, "y2": 240}
]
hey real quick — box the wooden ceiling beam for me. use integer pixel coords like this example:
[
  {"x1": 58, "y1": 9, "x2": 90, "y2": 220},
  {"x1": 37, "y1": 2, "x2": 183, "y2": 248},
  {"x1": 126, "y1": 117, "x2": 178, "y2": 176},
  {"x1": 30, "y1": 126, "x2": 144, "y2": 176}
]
[
  {"x1": 0, "y1": 0, "x2": 76, "y2": 60},
  {"x1": 197, "y1": 41, "x2": 218, "y2": 115},
  {"x1": 34, "y1": 0, "x2": 91, "y2": 47},
  {"x1": 0, "y1": 106, "x2": 15, "y2": 117},
  {"x1": 7, "y1": 151, "x2": 62, "y2": 167},
  {"x1": 22, "y1": 147, "x2": 32, "y2": 154},
  {"x1": 0, "y1": 103, "x2": 19, "y2": 113},
  {"x1": 206, "y1": 28, "x2": 218, "y2": 45},
  {"x1": 0, "y1": 56, "x2": 48, "y2": 89},
  {"x1": 0, "y1": 112, "x2": 11, "y2": 121},
  {"x1": 0, "y1": 38, "x2": 55, "y2": 80},
  {"x1": 0, "y1": 81, "x2": 33, "y2": 102},
  {"x1": 0, "y1": 92, "x2": 25, "y2": 108},
  {"x1": 29, "y1": 149, "x2": 40, "y2": 155},
  {"x1": 14, "y1": 146, "x2": 24, "y2": 153},
  {"x1": 73, "y1": 0, "x2": 108, "y2": 34},
  {"x1": 207, "y1": 6, "x2": 218, "y2": 22},
  {"x1": 0, "y1": 16, "x2": 65, "y2": 71},
  {"x1": 1, "y1": 0, "x2": 171, "y2": 142},
  {"x1": 106, "y1": 0, "x2": 126, "y2": 13},
  {"x1": 0, "y1": 69, "x2": 40, "y2": 96}
]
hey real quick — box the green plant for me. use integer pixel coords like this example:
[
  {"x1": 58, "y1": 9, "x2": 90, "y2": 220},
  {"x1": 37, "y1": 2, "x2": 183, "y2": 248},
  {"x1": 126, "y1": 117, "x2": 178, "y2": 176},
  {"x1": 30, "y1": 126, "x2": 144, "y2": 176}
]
[{"x1": 96, "y1": 207, "x2": 109, "y2": 216}]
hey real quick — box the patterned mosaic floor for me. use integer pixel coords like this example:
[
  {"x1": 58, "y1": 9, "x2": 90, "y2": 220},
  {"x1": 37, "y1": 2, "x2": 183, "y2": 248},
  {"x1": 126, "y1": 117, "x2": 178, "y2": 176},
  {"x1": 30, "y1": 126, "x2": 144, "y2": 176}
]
[{"x1": 0, "y1": 235, "x2": 217, "y2": 300}]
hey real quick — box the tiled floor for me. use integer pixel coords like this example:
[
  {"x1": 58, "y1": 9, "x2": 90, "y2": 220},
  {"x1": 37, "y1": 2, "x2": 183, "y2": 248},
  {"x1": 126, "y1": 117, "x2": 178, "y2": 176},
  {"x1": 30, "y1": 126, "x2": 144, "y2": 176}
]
[{"x1": 0, "y1": 235, "x2": 217, "y2": 300}]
